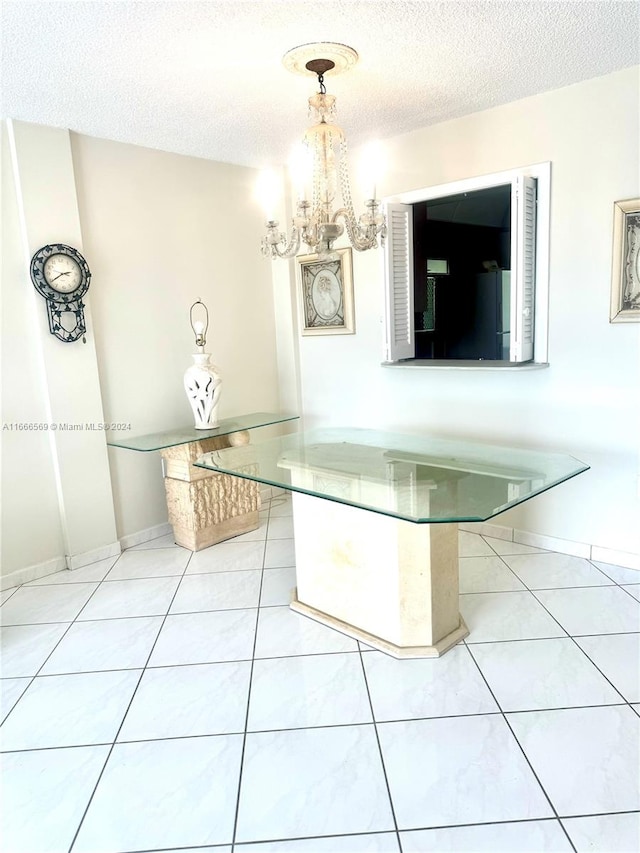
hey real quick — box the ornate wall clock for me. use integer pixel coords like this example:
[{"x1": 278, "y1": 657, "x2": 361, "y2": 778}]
[{"x1": 30, "y1": 243, "x2": 91, "y2": 343}]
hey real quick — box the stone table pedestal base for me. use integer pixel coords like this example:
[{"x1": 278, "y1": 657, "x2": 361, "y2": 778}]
[{"x1": 160, "y1": 430, "x2": 260, "y2": 551}]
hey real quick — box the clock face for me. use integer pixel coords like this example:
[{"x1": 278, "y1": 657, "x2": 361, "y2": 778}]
[{"x1": 43, "y1": 254, "x2": 82, "y2": 293}]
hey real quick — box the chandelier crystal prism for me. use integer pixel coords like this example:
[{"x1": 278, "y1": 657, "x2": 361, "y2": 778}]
[{"x1": 260, "y1": 43, "x2": 387, "y2": 260}]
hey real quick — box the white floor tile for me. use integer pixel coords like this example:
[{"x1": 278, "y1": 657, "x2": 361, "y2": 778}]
[
  {"x1": 264, "y1": 537, "x2": 296, "y2": 568},
  {"x1": 401, "y1": 820, "x2": 573, "y2": 852},
  {"x1": 623, "y1": 584, "x2": 640, "y2": 601},
  {"x1": 235, "y1": 725, "x2": 394, "y2": 842},
  {"x1": 469, "y1": 638, "x2": 622, "y2": 711},
  {"x1": 5, "y1": 504, "x2": 640, "y2": 848},
  {"x1": 118, "y1": 661, "x2": 251, "y2": 741},
  {"x1": 267, "y1": 515, "x2": 295, "y2": 539},
  {"x1": 562, "y1": 813, "x2": 640, "y2": 853},
  {"x1": 0, "y1": 583, "x2": 99, "y2": 625},
  {"x1": 459, "y1": 531, "x2": 495, "y2": 557},
  {"x1": 377, "y1": 715, "x2": 552, "y2": 829},
  {"x1": 78, "y1": 576, "x2": 181, "y2": 620},
  {"x1": 239, "y1": 834, "x2": 400, "y2": 852},
  {"x1": 0, "y1": 678, "x2": 31, "y2": 723},
  {"x1": 0, "y1": 623, "x2": 69, "y2": 677},
  {"x1": 362, "y1": 645, "x2": 498, "y2": 720},
  {"x1": 169, "y1": 569, "x2": 261, "y2": 613},
  {"x1": 254, "y1": 606, "x2": 358, "y2": 658},
  {"x1": 106, "y1": 548, "x2": 190, "y2": 580},
  {"x1": 575, "y1": 633, "x2": 640, "y2": 702},
  {"x1": 592, "y1": 560, "x2": 640, "y2": 585},
  {"x1": 186, "y1": 540, "x2": 265, "y2": 574},
  {"x1": 460, "y1": 591, "x2": 566, "y2": 643},
  {"x1": 260, "y1": 566, "x2": 296, "y2": 606},
  {"x1": 503, "y1": 552, "x2": 613, "y2": 589},
  {"x1": 248, "y1": 653, "x2": 372, "y2": 730},
  {"x1": 1, "y1": 744, "x2": 109, "y2": 853},
  {"x1": 0, "y1": 670, "x2": 140, "y2": 750},
  {"x1": 534, "y1": 586, "x2": 640, "y2": 635},
  {"x1": 483, "y1": 536, "x2": 545, "y2": 556},
  {"x1": 148, "y1": 609, "x2": 257, "y2": 666},
  {"x1": 507, "y1": 705, "x2": 640, "y2": 815},
  {"x1": 25, "y1": 556, "x2": 118, "y2": 585},
  {"x1": 73, "y1": 735, "x2": 244, "y2": 851},
  {"x1": 40, "y1": 616, "x2": 163, "y2": 675},
  {"x1": 459, "y1": 555, "x2": 525, "y2": 593}
]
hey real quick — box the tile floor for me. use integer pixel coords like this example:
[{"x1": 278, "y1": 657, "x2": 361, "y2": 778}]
[{"x1": 1, "y1": 494, "x2": 639, "y2": 853}]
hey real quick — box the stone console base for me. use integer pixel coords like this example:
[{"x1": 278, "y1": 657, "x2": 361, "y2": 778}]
[{"x1": 160, "y1": 430, "x2": 260, "y2": 551}]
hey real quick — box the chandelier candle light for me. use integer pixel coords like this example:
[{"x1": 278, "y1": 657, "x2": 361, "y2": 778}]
[
  {"x1": 183, "y1": 299, "x2": 222, "y2": 429},
  {"x1": 259, "y1": 42, "x2": 387, "y2": 260}
]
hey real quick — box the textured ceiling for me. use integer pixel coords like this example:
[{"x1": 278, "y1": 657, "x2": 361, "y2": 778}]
[{"x1": 2, "y1": 1, "x2": 639, "y2": 169}]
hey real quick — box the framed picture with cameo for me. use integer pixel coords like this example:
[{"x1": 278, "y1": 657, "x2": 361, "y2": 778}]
[
  {"x1": 297, "y1": 248, "x2": 355, "y2": 336},
  {"x1": 610, "y1": 198, "x2": 640, "y2": 323}
]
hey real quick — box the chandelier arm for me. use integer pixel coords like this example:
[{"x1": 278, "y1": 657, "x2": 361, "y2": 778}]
[
  {"x1": 261, "y1": 222, "x2": 302, "y2": 259},
  {"x1": 332, "y1": 207, "x2": 383, "y2": 252}
]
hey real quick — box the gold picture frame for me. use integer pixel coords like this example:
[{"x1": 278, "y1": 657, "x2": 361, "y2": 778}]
[
  {"x1": 610, "y1": 198, "x2": 640, "y2": 323},
  {"x1": 297, "y1": 248, "x2": 355, "y2": 336}
]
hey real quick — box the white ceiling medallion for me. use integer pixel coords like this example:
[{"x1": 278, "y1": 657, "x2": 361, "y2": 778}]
[{"x1": 282, "y1": 42, "x2": 359, "y2": 77}]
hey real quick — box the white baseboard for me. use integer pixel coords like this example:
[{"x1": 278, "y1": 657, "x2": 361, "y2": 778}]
[
  {"x1": 1, "y1": 539, "x2": 123, "y2": 589},
  {"x1": 4, "y1": 515, "x2": 637, "y2": 591},
  {"x1": 513, "y1": 529, "x2": 591, "y2": 559},
  {"x1": 459, "y1": 520, "x2": 512, "y2": 541},
  {"x1": 119, "y1": 522, "x2": 172, "y2": 551},
  {"x1": 591, "y1": 546, "x2": 640, "y2": 571},
  {"x1": 1, "y1": 556, "x2": 67, "y2": 590},
  {"x1": 68, "y1": 540, "x2": 121, "y2": 570},
  {"x1": 460, "y1": 520, "x2": 640, "y2": 573}
]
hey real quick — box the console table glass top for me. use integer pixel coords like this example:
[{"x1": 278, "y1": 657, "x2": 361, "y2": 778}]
[
  {"x1": 195, "y1": 427, "x2": 589, "y2": 523},
  {"x1": 106, "y1": 412, "x2": 299, "y2": 452}
]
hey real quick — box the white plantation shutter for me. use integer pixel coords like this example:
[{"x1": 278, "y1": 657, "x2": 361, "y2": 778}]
[
  {"x1": 384, "y1": 203, "x2": 415, "y2": 361},
  {"x1": 510, "y1": 176, "x2": 537, "y2": 362}
]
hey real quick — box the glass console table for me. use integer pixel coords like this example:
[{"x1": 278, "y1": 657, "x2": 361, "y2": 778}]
[
  {"x1": 195, "y1": 428, "x2": 589, "y2": 658},
  {"x1": 107, "y1": 412, "x2": 298, "y2": 550}
]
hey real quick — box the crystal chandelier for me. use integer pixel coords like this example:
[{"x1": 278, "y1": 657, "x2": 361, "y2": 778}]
[{"x1": 259, "y1": 43, "x2": 387, "y2": 260}]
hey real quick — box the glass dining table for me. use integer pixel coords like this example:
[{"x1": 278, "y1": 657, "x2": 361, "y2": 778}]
[{"x1": 195, "y1": 427, "x2": 589, "y2": 658}]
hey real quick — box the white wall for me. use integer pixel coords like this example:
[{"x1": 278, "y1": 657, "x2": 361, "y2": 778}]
[
  {"x1": 71, "y1": 134, "x2": 281, "y2": 539},
  {"x1": 1, "y1": 124, "x2": 281, "y2": 578},
  {"x1": 283, "y1": 67, "x2": 640, "y2": 557},
  {"x1": 1, "y1": 123, "x2": 66, "y2": 575}
]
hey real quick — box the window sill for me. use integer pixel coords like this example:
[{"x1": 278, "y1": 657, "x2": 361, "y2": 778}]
[{"x1": 381, "y1": 360, "x2": 550, "y2": 371}]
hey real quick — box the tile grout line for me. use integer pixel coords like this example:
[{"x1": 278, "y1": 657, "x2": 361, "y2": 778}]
[
  {"x1": 503, "y1": 559, "x2": 640, "y2": 713},
  {"x1": 65, "y1": 544, "x2": 195, "y2": 853},
  {"x1": 471, "y1": 544, "x2": 639, "y2": 828},
  {"x1": 356, "y1": 645, "x2": 404, "y2": 853},
  {"x1": 0, "y1": 555, "x2": 127, "y2": 729},
  {"x1": 462, "y1": 642, "x2": 579, "y2": 853},
  {"x1": 230, "y1": 498, "x2": 272, "y2": 853},
  {"x1": 4, "y1": 698, "x2": 636, "y2": 757}
]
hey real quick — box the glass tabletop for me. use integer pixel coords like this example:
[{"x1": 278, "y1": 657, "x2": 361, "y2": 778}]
[
  {"x1": 106, "y1": 412, "x2": 299, "y2": 452},
  {"x1": 194, "y1": 427, "x2": 589, "y2": 523}
]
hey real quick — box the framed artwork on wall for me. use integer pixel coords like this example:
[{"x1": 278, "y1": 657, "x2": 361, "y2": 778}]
[
  {"x1": 297, "y1": 248, "x2": 355, "y2": 336},
  {"x1": 610, "y1": 197, "x2": 640, "y2": 323}
]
